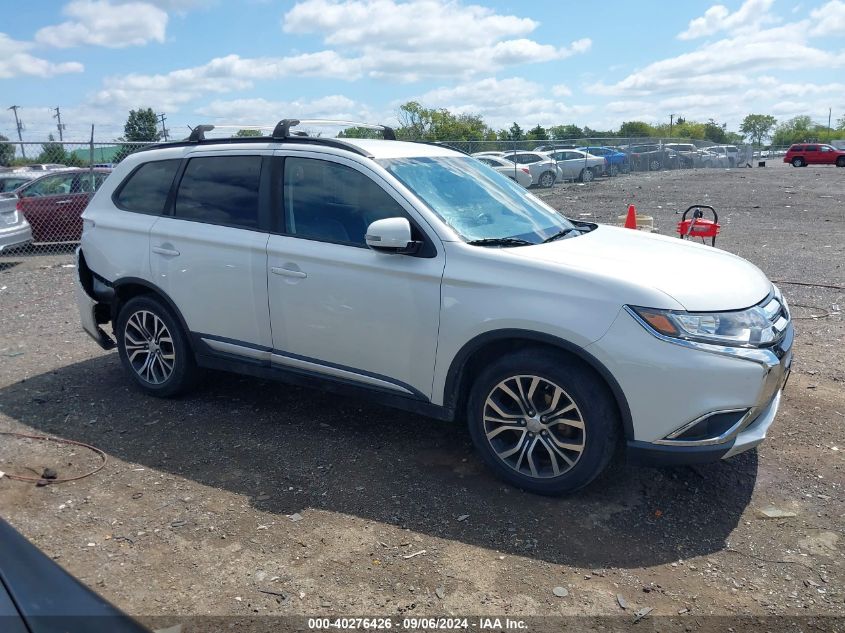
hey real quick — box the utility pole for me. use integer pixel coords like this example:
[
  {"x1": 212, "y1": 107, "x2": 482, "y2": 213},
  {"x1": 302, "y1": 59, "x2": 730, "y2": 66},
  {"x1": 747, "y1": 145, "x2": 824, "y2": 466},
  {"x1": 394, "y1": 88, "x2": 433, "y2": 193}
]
[
  {"x1": 53, "y1": 106, "x2": 66, "y2": 141},
  {"x1": 669, "y1": 113, "x2": 675, "y2": 138},
  {"x1": 829, "y1": 107, "x2": 833, "y2": 141},
  {"x1": 7, "y1": 105, "x2": 26, "y2": 159},
  {"x1": 157, "y1": 112, "x2": 169, "y2": 141}
]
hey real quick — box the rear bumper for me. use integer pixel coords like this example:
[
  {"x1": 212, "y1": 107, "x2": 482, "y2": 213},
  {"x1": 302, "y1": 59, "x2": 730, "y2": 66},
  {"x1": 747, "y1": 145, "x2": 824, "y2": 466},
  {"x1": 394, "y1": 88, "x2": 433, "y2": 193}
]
[
  {"x1": 75, "y1": 250, "x2": 115, "y2": 350},
  {"x1": 0, "y1": 221, "x2": 32, "y2": 253}
]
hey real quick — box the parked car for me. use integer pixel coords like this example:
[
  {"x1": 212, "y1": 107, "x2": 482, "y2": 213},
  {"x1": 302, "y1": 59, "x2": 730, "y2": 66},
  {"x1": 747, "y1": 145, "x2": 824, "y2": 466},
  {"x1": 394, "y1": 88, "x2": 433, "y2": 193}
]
[
  {"x1": 707, "y1": 145, "x2": 741, "y2": 167},
  {"x1": 545, "y1": 149, "x2": 606, "y2": 182},
  {"x1": 577, "y1": 146, "x2": 629, "y2": 176},
  {"x1": 75, "y1": 120, "x2": 793, "y2": 495},
  {"x1": 0, "y1": 171, "x2": 39, "y2": 193},
  {"x1": 783, "y1": 143, "x2": 845, "y2": 167},
  {"x1": 474, "y1": 155, "x2": 533, "y2": 188},
  {"x1": 0, "y1": 518, "x2": 150, "y2": 633},
  {"x1": 664, "y1": 143, "x2": 707, "y2": 168},
  {"x1": 500, "y1": 151, "x2": 560, "y2": 187},
  {"x1": 624, "y1": 144, "x2": 681, "y2": 171},
  {"x1": 24, "y1": 163, "x2": 69, "y2": 171},
  {"x1": 0, "y1": 192, "x2": 32, "y2": 253},
  {"x1": 470, "y1": 151, "x2": 506, "y2": 158},
  {"x1": 698, "y1": 148, "x2": 730, "y2": 168},
  {"x1": 15, "y1": 168, "x2": 111, "y2": 243}
]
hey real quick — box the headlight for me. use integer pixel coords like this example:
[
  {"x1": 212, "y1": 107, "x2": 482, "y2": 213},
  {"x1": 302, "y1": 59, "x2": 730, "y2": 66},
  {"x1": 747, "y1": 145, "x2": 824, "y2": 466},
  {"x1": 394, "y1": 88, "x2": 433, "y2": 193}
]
[{"x1": 629, "y1": 302, "x2": 783, "y2": 348}]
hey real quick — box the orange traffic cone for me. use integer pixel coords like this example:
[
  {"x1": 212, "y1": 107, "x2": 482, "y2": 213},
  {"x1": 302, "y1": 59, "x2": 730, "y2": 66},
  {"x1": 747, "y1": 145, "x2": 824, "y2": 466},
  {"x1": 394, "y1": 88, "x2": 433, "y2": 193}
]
[{"x1": 624, "y1": 204, "x2": 638, "y2": 229}]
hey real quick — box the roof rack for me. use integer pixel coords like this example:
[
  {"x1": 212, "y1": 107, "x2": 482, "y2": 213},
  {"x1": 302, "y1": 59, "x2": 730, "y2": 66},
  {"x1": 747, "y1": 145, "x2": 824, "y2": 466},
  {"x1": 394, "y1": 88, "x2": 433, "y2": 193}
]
[{"x1": 272, "y1": 119, "x2": 396, "y2": 140}]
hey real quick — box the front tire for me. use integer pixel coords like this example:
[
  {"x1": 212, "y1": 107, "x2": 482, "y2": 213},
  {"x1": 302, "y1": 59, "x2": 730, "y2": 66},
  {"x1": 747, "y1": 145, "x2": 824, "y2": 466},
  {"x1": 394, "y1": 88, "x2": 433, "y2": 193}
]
[
  {"x1": 116, "y1": 295, "x2": 200, "y2": 397},
  {"x1": 467, "y1": 350, "x2": 620, "y2": 495},
  {"x1": 649, "y1": 159, "x2": 661, "y2": 171},
  {"x1": 836, "y1": 156, "x2": 845, "y2": 167}
]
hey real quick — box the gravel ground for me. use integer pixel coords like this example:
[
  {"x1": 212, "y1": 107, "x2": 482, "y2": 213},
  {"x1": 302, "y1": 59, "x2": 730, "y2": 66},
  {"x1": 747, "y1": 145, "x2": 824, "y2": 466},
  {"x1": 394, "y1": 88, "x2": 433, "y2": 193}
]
[{"x1": 0, "y1": 162, "x2": 843, "y2": 631}]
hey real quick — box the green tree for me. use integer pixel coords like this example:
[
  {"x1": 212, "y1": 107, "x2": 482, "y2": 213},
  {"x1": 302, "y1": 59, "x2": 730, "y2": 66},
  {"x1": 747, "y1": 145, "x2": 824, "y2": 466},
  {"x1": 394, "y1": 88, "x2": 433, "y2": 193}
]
[
  {"x1": 526, "y1": 124, "x2": 548, "y2": 141},
  {"x1": 0, "y1": 134, "x2": 15, "y2": 167},
  {"x1": 619, "y1": 121, "x2": 655, "y2": 138},
  {"x1": 395, "y1": 101, "x2": 492, "y2": 141},
  {"x1": 703, "y1": 119, "x2": 728, "y2": 143},
  {"x1": 235, "y1": 128, "x2": 262, "y2": 137},
  {"x1": 771, "y1": 115, "x2": 814, "y2": 146},
  {"x1": 507, "y1": 122, "x2": 524, "y2": 141},
  {"x1": 122, "y1": 108, "x2": 161, "y2": 142},
  {"x1": 739, "y1": 114, "x2": 777, "y2": 147},
  {"x1": 37, "y1": 133, "x2": 68, "y2": 164},
  {"x1": 338, "y1": 126, "x2": 383, "y2": 139},
  {"x1": 549, "y1": 124, "x2": 583, "y2": 140}
]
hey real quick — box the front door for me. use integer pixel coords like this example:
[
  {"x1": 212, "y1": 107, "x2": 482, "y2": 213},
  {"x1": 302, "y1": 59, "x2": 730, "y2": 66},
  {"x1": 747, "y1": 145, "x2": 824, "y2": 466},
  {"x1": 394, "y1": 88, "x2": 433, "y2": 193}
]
[{"x1": 266, "y1": 153, "x2": 444, "y2": 400}]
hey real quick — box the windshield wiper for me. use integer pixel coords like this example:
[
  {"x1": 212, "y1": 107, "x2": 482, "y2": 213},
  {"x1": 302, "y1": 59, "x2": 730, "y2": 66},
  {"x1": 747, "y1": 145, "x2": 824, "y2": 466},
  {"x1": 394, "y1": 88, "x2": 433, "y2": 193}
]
[
  {"x1": 542, "y1": 227, "x2": 583, "y2": 243},
  {"x1": 466, "y1": 237, "x2": 534, "y2": 247}
]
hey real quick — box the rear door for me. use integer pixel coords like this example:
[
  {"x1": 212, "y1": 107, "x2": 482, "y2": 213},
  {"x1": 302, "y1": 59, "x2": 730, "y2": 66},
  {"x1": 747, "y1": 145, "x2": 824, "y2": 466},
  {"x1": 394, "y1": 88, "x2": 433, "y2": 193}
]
[
  {"x1": 16, "y1": 173, "x2": 79, "y2": 243},
  {"x1": 148, "y1": 152, "x2": 273, "y2": 350}
]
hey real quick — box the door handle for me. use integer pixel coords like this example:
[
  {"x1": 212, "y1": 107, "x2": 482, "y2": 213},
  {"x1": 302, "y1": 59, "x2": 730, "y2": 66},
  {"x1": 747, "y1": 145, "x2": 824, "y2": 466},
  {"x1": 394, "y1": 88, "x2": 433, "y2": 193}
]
[
  {"x1": 271, "y1": 266, "x2": 307, "y2": 279},
  {"x1": 152, "y1": 246, "x2": 180, "y2": 257}
]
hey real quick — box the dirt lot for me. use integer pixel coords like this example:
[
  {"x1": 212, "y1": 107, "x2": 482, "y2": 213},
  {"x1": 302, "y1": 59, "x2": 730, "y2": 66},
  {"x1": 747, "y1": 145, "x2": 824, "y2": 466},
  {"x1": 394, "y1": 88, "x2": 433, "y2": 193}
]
[{"x1": 0, "y1": 162, "x2": 843, "y2": 631}]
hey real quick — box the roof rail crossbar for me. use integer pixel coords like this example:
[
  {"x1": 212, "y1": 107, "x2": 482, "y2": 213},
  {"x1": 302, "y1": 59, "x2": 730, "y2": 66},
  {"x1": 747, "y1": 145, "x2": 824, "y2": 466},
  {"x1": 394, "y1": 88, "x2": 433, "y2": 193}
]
[
  {"x1": 272, "y1": 119, "x2": 396, "y2": 140},
  {"x1": 187, "y1": 124, "x2": 215, "y2": 142}
]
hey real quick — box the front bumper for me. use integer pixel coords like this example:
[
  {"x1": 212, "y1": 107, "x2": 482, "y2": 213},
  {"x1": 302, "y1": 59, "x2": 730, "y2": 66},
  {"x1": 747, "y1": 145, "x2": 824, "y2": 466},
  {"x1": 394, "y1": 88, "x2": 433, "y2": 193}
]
[{"x1": 587, "y1": 301, "x2": 792, "y2": 465}]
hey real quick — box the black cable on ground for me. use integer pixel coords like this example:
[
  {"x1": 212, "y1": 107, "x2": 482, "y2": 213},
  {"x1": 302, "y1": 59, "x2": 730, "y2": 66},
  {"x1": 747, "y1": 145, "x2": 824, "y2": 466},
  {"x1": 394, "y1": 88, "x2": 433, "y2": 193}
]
[{"x1": 0, "y1": 431, "x2": 106, "y2": 484}]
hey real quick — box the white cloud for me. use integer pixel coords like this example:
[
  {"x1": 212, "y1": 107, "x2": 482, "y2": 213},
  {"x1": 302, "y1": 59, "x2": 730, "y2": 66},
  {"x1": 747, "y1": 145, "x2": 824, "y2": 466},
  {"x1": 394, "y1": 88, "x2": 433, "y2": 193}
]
[
  {"x1": 414, "y1": 77, "x2": 592, "y2": 129},
  {"x1": 35, "y1": 0, "x2": 168, "y2": 48},
  {"x1": 809, "y1": 0, "x2": 845, "y2": 35},
  {"x1": 195, "y1": 95, "x2": 374, "y2": 126},
  {"x1": 678, "y1": 0, "x2": 776, "y2": 39},
  {"x1": 0, "y1": 33, "x2": 84, "y2": 78},
  {"x1": 281, "y1": 0, "x2": 590, "y2": 80},
  {"x1": 92, "y1": 52, "x2": 364, "y2": 111}
]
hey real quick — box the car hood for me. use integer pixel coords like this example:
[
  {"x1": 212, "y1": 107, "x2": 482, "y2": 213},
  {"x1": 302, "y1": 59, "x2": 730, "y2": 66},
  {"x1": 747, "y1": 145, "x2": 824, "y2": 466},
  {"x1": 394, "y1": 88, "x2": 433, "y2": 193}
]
[{"x1": 510, "y1": 225, "x2": 772, "y2": 311}]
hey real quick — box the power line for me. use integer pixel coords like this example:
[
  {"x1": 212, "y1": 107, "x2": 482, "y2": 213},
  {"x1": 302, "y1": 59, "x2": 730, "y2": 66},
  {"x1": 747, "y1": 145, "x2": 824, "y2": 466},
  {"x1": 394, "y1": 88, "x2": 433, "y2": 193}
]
[{"x1": 7, "y1": 105, "x2": 26, "y2": 160}]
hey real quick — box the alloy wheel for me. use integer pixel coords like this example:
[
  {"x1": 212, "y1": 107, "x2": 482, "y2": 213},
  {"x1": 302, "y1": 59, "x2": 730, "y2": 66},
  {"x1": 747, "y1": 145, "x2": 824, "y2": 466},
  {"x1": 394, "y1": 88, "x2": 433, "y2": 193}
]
[
  {"x1": 123, "y1": 310, "x2": 176, "y2": 385},
  {"x1": 483, "y1": 375, "x2": 586, "y2": 479}
]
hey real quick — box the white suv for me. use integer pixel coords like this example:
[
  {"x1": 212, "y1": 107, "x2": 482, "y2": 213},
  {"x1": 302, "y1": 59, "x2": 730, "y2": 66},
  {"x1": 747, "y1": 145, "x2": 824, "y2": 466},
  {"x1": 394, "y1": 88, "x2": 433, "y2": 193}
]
[{"x1": 75, "y1": 120, "x2": 793, "y2": 494}]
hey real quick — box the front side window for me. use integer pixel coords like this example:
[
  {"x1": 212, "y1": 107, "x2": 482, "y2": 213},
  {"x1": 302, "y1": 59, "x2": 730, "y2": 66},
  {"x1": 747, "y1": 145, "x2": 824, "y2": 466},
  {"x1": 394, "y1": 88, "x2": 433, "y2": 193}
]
[
  {"x1": 380, "y1": 156, "x2": 576, "y2": 244},
  {"x1": 283, "y1": 157, "x2": 408, "y2": 247},
  {"x1": 820, "y1": 145, "x2": 832, "y2": 152},
  {"x1": 174, "y1": 156, "x2": 261, "y2": 229},
  {"x1": 22, "y1": 174, "x2": 76, "y2": 197},
  {"x1": 116, "y1": 160, "x2": 180, "y2": 215}
]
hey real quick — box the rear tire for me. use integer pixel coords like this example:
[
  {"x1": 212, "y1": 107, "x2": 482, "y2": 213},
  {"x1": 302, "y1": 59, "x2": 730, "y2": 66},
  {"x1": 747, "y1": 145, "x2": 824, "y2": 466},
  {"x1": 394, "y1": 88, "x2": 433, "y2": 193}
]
[
  {"x1": 579, "y1": 168, "x2": 594, "y2": 183},
  {"x1": 609, "y1": 164, "x2": 619, "y2": 177},
  {"x1": 116, "y1": 295, "x2": 200, "y2": 398},
  {"x1": 649, "y1": 159, "x2": 661, "y2": 171},
  {"x1": 539, "y1": 171, "x2": 555, "y2": 188},
  {"x1": 791, "y1": 157, "x2": 804, "y2": 167},
  {"x1": 466, "y1": 350, "x2": 620, "y2": 495}
]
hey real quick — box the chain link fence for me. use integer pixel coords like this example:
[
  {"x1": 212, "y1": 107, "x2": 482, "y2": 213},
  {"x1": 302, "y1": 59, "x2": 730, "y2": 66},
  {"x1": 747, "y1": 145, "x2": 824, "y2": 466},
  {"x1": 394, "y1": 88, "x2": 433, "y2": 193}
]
[
  {"x1": 1, "y1": 142, "x2": 152, "y2": 263},
  {"x1": 1, "y1": 136, "x2": 772, "y2": 266}
]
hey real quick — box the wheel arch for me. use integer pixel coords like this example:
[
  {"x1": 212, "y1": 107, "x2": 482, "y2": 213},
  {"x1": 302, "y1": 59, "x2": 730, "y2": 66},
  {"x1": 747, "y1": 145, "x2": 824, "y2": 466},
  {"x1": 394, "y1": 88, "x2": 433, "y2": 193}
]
[
  {"x1": 110, "y1": 277, "x2": 196, "y2": 353},
  {"x1": 443, "y1": 329, "x2": 634, "y2": 439}
]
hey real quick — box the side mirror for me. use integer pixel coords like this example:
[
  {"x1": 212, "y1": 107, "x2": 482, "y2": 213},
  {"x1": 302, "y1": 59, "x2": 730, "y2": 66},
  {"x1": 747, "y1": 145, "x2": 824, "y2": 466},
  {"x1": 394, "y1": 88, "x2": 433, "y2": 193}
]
[{"x1": 365, "y1": 217, "x2": 420, "y2": 255}]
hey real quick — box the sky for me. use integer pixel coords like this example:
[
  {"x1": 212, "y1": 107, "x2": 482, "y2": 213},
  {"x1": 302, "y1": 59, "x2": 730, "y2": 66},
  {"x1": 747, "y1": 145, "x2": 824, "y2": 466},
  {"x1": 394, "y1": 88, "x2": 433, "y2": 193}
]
[{"x1": 2, "y1": 0, "x2": 844, "y2": 142}]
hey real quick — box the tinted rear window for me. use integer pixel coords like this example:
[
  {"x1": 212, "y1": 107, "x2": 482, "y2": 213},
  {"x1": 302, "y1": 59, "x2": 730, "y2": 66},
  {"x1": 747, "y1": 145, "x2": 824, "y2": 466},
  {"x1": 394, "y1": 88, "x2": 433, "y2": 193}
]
[
  {"x1": 173, "y1": 156, "x2": 262, "y2": 229},
  {"x1": 115, "y1": 160, "x2": 180, "y2": 215}
]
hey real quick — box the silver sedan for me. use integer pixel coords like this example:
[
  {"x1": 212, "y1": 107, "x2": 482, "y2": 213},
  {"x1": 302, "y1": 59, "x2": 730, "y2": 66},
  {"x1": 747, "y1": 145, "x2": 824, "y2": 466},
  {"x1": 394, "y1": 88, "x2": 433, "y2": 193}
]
[
  {"x1": 474, "y1": 155, "x2": 534, "y2": 188},
  {"x1": 500, "y1": 151, "x2": 561, "y2": 187},
  {"x1": 545, "y1": 149, "x2": 606, "y2": 182}
]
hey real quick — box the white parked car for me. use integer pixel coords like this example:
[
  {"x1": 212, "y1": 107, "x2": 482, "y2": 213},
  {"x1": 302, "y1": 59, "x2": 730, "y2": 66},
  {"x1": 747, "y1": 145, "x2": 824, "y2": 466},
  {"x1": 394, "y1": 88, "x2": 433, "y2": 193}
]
[
  {"x1": 500, "y1": 151, "x2": 561, "y2": 187},
  {"x1": 474, "y1": 155, "x2": 533, "y2": 188},
  {"x1": 75, "y1": 120, "x2": 793, "y2": 495},
  {"x1": 545, "y1": 149, "x2": 606, "y2": 182},
  {"x1": 707, "y1": 145, "x2": 741, "y2": 167}
]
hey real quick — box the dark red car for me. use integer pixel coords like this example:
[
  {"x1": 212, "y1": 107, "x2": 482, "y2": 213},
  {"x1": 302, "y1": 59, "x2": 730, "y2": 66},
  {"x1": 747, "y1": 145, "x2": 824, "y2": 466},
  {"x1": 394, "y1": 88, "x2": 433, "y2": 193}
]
[
  {"x1": 15, "y1": 169, "x2": 111, "y2": 243},
  {"x1": 783, "y1": 143, "x2": 845, "y2": 167}
]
